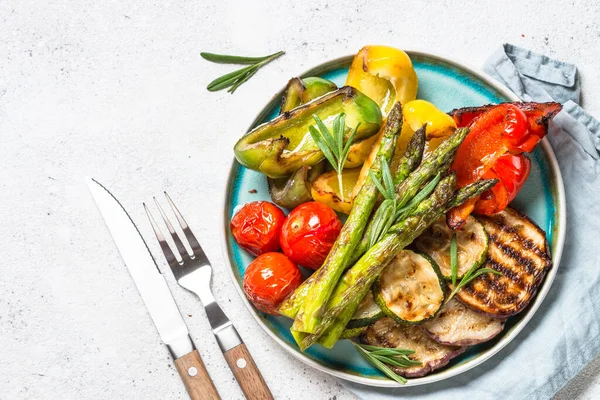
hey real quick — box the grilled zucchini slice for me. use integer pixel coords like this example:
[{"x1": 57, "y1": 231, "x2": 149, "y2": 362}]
[
  {"x1": 374, "y1": 250, "x2": 445, "y2": 324},
  {"x1": 421, "y1": 298, "x2": 505, "y2": 346},
  {"x1": 456, "y1": 207, "x2": 552, "y2": 318},
  {"x1": 414, "y1": 215, "x2": 488, "y2": 280},
  {"x1": 347, "y1": 289, "x2": 384, "y2": 329},
  {"x1": 361, "y1": 317, "x2": 466, "y2": 378}
]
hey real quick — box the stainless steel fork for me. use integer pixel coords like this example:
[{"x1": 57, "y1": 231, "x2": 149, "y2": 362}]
[{"x1": 145, "y1": 193, "x2": 273, "y2": 400}]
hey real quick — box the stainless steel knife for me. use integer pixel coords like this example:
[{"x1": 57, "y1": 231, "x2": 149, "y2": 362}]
[{"x1": 86, "y1": 177, "x2": 221, "y2": 400}]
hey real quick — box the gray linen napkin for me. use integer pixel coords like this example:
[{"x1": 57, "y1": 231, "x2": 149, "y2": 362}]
[{"x1": 343, "y1": 44, "x2": 600, "y2": 400}]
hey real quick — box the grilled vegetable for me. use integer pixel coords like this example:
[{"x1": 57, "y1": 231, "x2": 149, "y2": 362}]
[
  {"x1": 340, "y1": 326, "x2": 368, "y2": 339},
  {"x1": 234, "y1": 86, "x2": 382, "y2": 178},
  {"x1": 268, "y1": 163, "x2": 324, "y2": 209},
  {"x1": 374, "y1": 250, "x2": 445, "y2": 324},
  {"x1": 243, "y1": 252, "x2": 303, "y2": 315},
  {"x1": 280, "y1": 202, "x2": 342, "y2": 270},
  {"x1": 421, "y1": 298, "x2": 505, "y2": 346},
  {"x1": 404, "y1": 100, "x2": 457, "y2": 139},
  {"x1": 447, "y1": 102, "x2": 561, "y2": 228},
  {"x1": 230, "y1": 201, "x2": 285, "y2": 256},
  {"x1": 268, "y1": 77, "x2": 338, "y2": 208},
  {"x1": 280, "y1": 77, "x2": 338, "y2": 112},
  {"x1": 311, "y1": 168, "x2": 361, "y2": 214},
  {"x1": 449, "y1": 102, "x2": 563, "y2": 152},
  {"x1": 346, "y1": 45, "x2": 418, "y2": 116},
  {"x1": 293, "y1": 103, "x2": 403, "y2": 334},
  {"x1": 347, "y1": 290, "x2": 384, "y2": 329},
  {"x1": 414, "y1": 216, "x2": 488, "y2": 280},
  {"x1": 361, "y1": 317, "x2": 465, "y2": 378},
  {"x1": 456, "y1": 207, "x2": 552, "y2": 318}
]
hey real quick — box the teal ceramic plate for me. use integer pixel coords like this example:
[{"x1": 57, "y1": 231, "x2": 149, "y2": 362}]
[{"x1": 221, "y1": 50, "x2": 566, "y2": 387}]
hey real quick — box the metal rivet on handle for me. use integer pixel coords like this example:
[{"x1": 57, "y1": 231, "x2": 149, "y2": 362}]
[
  {"x1": 236, "y1": 358, "x2": 247, "y2": 369},
  {"x1": 188, "y1": 367, "x2": 198, "y2": 377}
]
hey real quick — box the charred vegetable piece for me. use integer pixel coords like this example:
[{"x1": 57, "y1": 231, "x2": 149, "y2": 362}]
[
  {"x1": 346, "y1": 45, "x2": 418, "y2": 116},
  {"x1": 234, "y1": 86, "x2": 382, "y2": 178},
  {"x1": 449, "y1": 102, "x2": 562, "y2": 147},
  {"x1": 280, "y1": 77, "x2": 305, "y2": 112},
  {"x1": 421, "y1": 298, "x2": 505, "y2": 346},
  {"x1": 280, "y1": 77, "x2": 338, "y2": 113},
  {"x1": 268, "y1": 163, "x2": 324, "y2": 209},
  {"x1": 447, "y1": 102, "x2": 561, "y2": 228},
  {"x1": 414, "y1": 215, "x2": 488, "y2": 280},
  {"x1": 311, "y1": 168, "x2": 361, "y2": 214},
  {"x1": 456, "y1": 208, "x2": 552, "y2": 318},
  {"x1": 347, "y1": 289, "x2": 384, "y2": 329},
  {"x1": 374, "y1": 250, "x2": 446, "y2": 324},
  {"x1": 269, "y1": 77, "x2": 337, "y2": 208},
  {"x1": 403, "y1": 100, "x2": 456, "y2": 139},
  {"x1": 340, "y1": 326, "x2": 368, "y2": 339},
  {"x1": 361, "y1": 317, "x2": 465, "y2": 378}
]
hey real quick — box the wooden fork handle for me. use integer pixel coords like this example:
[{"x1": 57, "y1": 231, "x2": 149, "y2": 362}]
[
  {"x1": 174, "y1": 349, "x2": 221, "y2": 400},
  {"x1": 223, "y1": 343, "x2": 273, "y2": 400}
]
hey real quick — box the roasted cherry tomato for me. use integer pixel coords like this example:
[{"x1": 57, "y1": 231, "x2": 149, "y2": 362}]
[
  {"x1": 280, "y1": 202, "x2": 342, "y2": 270},
  {"x1": 230, "y1": 201, "x2": 285, "y2": 256},
  {"x1": 243, "y1": 252, "x2": 303, "y2": 315},
  {"x1": 447, "y1": 102, "x2": 560, "y2": 228}
]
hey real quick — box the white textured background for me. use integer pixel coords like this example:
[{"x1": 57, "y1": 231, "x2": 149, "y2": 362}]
[{"x1": 1, "y1": 1, "x2": 599, "y2": 399}]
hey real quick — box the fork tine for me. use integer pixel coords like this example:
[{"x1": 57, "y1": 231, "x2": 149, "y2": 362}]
[
  {"x1": 164, "y1": 192, "x2": 202, "y2": 256},
  {"x1": 153, "y1": 197, "x2": 190, "y2": 260},
  {"x1": 144, "y1": 203, "x2": 180, "y2": 268}
]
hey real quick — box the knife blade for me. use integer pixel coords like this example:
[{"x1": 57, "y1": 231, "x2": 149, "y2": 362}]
[{"x1": 86, "y1": 177, "x2": 220, "y2": 400}]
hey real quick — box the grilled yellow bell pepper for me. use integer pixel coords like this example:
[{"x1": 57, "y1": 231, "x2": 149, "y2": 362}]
[
  {"x1": 234, "y1": 87, "x2": 382, "y2": 178},
  {"x1": 403, "y1": 100, "x2": 456, "y2": 139},
  {"x1": 345, "y1": 45, "x2": 418, "y2": 117}
]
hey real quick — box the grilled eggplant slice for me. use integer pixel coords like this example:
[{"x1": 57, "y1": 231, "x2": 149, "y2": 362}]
[
  {"x1": 374, "y1": 250, "x2": 445, "y2": 324},
  {"x1": 421, "y1": 298, "x2": 505, "y2": 346},
  {"x1": 347, "y1": 289, "x2": 384, "y2": 329},
  {"x1": 414, "y1": 216, "x2": 488, "y2": 280},
  {"x1": 456, "y1": 207, "x2": 552, "y2": 318},
  {"x1": 361, "y1": 317, "x2": 465, "y2": 377}
]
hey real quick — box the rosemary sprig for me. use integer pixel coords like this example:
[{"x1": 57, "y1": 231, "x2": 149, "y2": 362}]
[
  {"x1": 201, "y1": 51, "x2": 285, "y2": 93},
  {"x1": 368, "y1": 158, "x2": 397, "y2": 247},
  {"x1": 394, "y1": 173, "x2": 442, "y2": 222},
  {"x1": 352, "y1": 342, "x2": 421, "y2": 384},
  {"x1": 309, "y1": 113, "x2": 360, "y2": 203},
  {"x1": 447, "y1": 232, "x2": 502, "y2": 302}
]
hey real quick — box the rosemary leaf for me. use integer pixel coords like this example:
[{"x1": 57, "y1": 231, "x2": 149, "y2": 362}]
[
  {"x1": 309, "y1": 113, "x2": 359, "y2": 203},
  {"x1": 200, "y1": 51, "x2": 284, "y2": 64},
  {"x1": 227, "y1": 66, "x2": 259, "y2": 93},
  {"x1": 395, "y1": 173, "x2": 442, "y2": 221},
  {"x1": 450, "y1": 233, "x2": 458, "y2": 287},
  {"x1": 352, "y1": 343, "x2": 421, "y2": 384},
  {"x1": 309, "y1": 126, "x2": 337, "y2": 168},
  {"x1": 207, "y1": 65, "x2": 256, "y2": 91}
]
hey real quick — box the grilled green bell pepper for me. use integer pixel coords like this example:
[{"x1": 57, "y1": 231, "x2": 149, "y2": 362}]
[
  {"x1": 281, "y1": 77, "x2": 338, "y2": 112},
  {"x1": 234, "y1": 86, "x2": 382, "y2": 178}
]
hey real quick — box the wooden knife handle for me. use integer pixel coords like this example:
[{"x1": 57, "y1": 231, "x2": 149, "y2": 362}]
[
  {"x1": 223, "y1": 343, "x2": 273, "y2": 400},
  {"x1": 174, "y1": 349, "x2": 221, "y2": 400}
]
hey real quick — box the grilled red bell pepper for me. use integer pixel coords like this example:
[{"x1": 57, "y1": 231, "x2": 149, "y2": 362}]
[{"x1": 447, "y1": 102, "x2": 561, "y2": 229}]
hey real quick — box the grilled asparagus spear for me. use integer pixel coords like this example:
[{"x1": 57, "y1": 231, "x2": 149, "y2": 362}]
[{"x1": 292, "y1": 102, "x2": 404, "y2": 333}]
